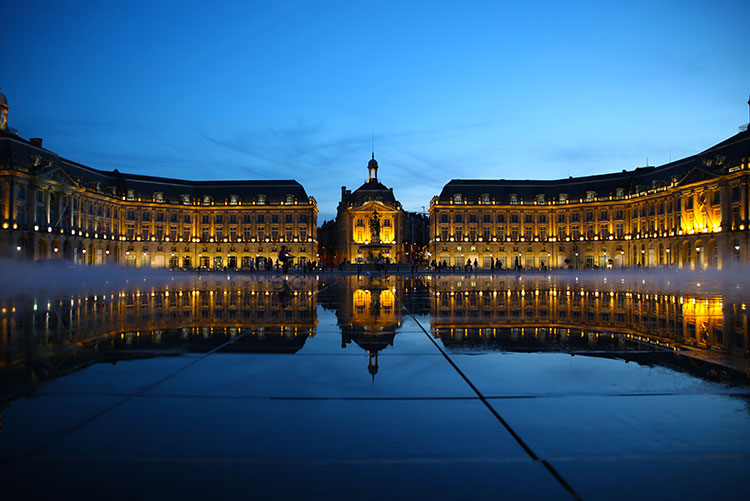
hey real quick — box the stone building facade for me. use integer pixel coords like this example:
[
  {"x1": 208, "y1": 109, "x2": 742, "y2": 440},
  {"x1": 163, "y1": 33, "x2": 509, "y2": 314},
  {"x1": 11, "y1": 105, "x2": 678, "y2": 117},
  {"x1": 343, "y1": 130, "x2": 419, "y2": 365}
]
[
  {"x1": 430, "y1": 127, "x2": 750, "y2": 270},
  {"x1": 333, "y1": 155, "x2": 408, "y2": 264},
  {"x1": 0, "y1": 91, "x2": 318, "y2": 269}
]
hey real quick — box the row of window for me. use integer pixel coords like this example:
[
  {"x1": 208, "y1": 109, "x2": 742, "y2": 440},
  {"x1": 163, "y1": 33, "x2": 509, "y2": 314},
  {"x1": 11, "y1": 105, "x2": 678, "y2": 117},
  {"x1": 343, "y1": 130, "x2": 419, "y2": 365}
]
[
  {"x1": 439, "y1": 189, "x2": 742, "y2": 221},
  {"x1": 126, "y1": 190, "x2": 302, "y2": 206},
  {"x1": 124, "y1": 211, "x2": 309, "y2": 224},
  {"x1": 452, "y1": 190, "x2": 613, "y2": 205}
]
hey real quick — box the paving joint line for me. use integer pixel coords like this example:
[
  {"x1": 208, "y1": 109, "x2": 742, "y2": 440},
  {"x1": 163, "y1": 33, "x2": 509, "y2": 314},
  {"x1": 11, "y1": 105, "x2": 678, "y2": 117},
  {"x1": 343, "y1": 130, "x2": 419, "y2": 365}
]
[{"x1": 396, "y1": 295, "x2": 582, "y2": 500}]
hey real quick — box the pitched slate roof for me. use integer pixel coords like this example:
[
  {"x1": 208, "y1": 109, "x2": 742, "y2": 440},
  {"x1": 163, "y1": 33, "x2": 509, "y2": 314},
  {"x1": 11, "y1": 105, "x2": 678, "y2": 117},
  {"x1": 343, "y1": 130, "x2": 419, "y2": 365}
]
[
  {"x1": 0, "y1": 130, "x2": 311, "y2": 204},
  {"x1": 438, "y1": 129, "x2": 750, "y2": 204}
]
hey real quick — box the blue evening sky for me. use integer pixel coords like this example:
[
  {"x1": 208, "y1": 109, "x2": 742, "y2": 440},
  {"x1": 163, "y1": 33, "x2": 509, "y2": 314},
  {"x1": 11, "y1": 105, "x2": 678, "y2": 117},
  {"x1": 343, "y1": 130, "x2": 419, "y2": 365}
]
[{"x1": 2, "y1": 0, "x2": 749, "y2": 220}]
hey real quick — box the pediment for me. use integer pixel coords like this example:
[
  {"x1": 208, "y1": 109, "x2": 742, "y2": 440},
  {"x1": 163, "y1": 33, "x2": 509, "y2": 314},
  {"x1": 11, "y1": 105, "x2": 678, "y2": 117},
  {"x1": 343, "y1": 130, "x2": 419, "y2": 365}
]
[
  {"x1": 37, "y1": 166, "x2": 80, "y2": 187},
  {"x1": 353, "y1": 200, "x2": 397, "y2": 213},
  {"x1": 675, "y1": 167, "x2": 719, "y2": 187}
]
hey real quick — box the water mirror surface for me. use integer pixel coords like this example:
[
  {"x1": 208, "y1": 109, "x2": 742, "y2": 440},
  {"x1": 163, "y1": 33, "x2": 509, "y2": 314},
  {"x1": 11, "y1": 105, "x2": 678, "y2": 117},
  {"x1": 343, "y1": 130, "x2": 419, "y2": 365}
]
[{"x1": 1, "y1": 271, "x2": 750, "y2": 499}]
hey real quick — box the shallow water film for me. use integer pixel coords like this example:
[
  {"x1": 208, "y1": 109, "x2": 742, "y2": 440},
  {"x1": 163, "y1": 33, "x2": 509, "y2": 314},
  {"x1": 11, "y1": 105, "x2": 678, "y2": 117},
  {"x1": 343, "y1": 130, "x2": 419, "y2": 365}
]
[{"x1": 2, "y1": 270, "x2": 750, "y2": 499}]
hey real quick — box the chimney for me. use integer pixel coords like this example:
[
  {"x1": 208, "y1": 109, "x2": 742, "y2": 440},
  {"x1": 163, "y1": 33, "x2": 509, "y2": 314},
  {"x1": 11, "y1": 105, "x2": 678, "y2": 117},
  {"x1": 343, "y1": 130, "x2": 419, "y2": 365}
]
[{"x1": 30, "y1": 137, "x2": 43, "y2": 148}]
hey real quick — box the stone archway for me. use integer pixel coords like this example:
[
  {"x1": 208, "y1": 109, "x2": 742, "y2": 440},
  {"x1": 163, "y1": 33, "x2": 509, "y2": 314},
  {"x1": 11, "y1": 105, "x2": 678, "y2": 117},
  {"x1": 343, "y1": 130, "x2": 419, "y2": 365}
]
[
  {"x1": 695, "y1": 239, "x2": 704, "y2": 270},
  {"x1": 706, "y1": 238, "x2": 718, "y2": 269},
  {"x1": 731, "y1": 238, "x2": 741, "y2": 262},
  {"x1": 16, "y1": 237, "x2": 27, "y2": 260},
  {"x1": 648, "y1": 244, "x2": 656, "y2": 267},
  {"x1": 680, "y1": 241, "x2": 691, "y2": 269},
  {"x1": 658, "y1": 243, "x2": 664, "y2": 266},
  {"x1": 38, "y1": 238, "x2": 48, "y2": 260},
  {"x1": 63, "y1": 239, "x2": 72, "y2": 260},
  {"x1": 51, "y1": 238, "x2": 61, "y2": 259}
]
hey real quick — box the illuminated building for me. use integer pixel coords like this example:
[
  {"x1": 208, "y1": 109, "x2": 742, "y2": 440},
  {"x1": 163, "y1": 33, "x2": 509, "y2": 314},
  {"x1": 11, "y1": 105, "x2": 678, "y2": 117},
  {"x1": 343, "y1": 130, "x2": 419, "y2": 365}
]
[
  {"x1": 430, "y1": 103, "x2": 750, "y2": 270},
  {"x1": 0, "y1": 91, "x2": 318, "y2": 268},
  {"x1": 331, "y1": 154, "x2": 410, "y2": 264}
]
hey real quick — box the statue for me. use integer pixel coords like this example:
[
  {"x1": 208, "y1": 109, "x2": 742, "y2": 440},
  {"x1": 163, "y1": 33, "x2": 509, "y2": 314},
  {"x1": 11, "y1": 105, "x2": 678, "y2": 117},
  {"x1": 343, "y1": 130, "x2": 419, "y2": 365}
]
[{"x1": 369, "y1": 211, "x2": 381, "y2": 244}]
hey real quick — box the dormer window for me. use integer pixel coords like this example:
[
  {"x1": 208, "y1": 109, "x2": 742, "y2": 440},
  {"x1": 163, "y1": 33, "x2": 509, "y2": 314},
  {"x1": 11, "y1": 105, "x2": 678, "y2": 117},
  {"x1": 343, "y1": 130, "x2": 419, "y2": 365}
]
[
  {"x1": 257, "y1": 194, "x2": 267, "y2": 205},
  {"x1": 480, "y1": 193, "x2": 490, "y2": 204},
  {"x1": 154, "y1": 192, "x2": 164, "y2": 203},
  {"x1": 285, "y1": 194, "x2": 294, "y2": 205},
  {"x1": 559, "y1": 193, "x2": 568, "y2": 203},
  {"x1": 126, "y1": 189, "x2": 135, "y2": 201},
  {"x1": 509, "y1": 194, "x2": 519, "y2": 205},
  {"x1": 535, "y1": 194, "x2": 545, "y2": 205},
  {"x1": 202, "y1": 195, "x2": 212, "y2": 206},
  {"x1": 453, "y1": 193, "x2": 463, "y2": 204},
  {"x1": 229, "y1": 194, "x2": 239, "y2": 205},
  {"x1": 585, "y1": 191, "x2": 596, "y2": 202},
  {"x1": 615, "y1": 188, "x2": 625, "y2": 199},
  {"x1": 181, "y1": 194, "x2": 191, "y2": 205}
]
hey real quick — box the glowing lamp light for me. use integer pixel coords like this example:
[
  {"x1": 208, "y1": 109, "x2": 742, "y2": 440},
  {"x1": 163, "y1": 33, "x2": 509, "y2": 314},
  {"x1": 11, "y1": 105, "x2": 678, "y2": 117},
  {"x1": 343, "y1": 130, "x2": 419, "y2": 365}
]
[
  {"x1": 33, "y1": 225, "x2": 38, "y2": 231},
  {"x1": 48, "y1": 226, "x2": 52, "y2": 232},
  {"x1": 16, "y1": 245, "x2": 21, "y2": 252},
  {"x1": 2, "y1": 223, "x2": 8, "y2": 229},
  {"x1": 13, "y1": 223, "x2": 18, "y2": 229},
  {"x1": 53, "y1": 247, "x2": 58, "y2": 253}
]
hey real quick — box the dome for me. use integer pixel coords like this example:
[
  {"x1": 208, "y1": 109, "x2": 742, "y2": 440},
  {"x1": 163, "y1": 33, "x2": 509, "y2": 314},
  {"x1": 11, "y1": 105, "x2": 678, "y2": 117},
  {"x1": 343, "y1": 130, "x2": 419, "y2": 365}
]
[
  {"x1": 0, "y1": 91, "x2": 7, "y2": 107},
  {"x1": 368, "y1": 153, "x2": 378, "y2": 168}
]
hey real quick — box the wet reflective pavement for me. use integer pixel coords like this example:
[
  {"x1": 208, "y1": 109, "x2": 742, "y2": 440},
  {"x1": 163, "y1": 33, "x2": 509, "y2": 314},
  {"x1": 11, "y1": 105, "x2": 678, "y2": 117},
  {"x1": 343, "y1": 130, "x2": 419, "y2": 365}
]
[{"x1": 1, "y1": 272, "x2": 750, "y2": 499}]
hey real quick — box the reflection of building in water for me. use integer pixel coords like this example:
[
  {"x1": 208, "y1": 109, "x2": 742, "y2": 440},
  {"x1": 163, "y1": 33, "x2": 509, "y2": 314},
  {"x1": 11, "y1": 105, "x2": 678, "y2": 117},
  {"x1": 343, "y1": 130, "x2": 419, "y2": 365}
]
[
  {"x1": 0, "y1": 278, "x2": 318, "y2": 400},
  {"x1": 429, "y1": 277, "x2": 749, "y2": 359},
  {"x1": 336, "y1": 275, "x2": 403, "y2": 378}
]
